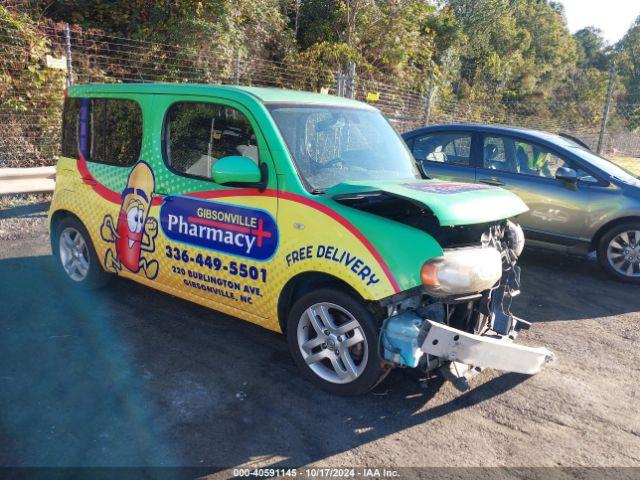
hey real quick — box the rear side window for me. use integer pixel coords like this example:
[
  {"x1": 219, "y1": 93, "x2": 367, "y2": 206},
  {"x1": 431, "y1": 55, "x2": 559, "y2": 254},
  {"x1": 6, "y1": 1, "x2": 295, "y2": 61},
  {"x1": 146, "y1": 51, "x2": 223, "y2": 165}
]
[
  {"x1": 411, "y1": 133, "x2": 472, "y2": 166},
  {"x1": 60, "y1": 97, "x2": 142, "y2": 167},
  {"x1": 164, "y1": 101, "x2": 258, "y2": 181}
]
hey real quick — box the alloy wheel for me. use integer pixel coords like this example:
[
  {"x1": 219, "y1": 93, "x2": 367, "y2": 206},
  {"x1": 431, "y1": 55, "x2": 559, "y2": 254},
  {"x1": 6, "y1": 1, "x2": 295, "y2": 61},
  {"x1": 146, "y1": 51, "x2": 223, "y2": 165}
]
[
  {"x1": 296, "y1": 302, "x2": 368, "y2": 384},
  {"x1": 607, "y1": 230, "x2": 640, "y2": 279},
  {"x1": 59, "y1": 226, "x2": 91, "y2": 281}
]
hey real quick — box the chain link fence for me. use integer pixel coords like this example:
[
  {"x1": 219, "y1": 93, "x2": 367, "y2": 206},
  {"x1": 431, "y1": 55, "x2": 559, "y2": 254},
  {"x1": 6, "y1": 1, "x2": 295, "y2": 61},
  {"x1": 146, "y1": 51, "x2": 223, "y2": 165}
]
[{"x1": 1, "y1": 14, "x2": 639, "y2": 171}]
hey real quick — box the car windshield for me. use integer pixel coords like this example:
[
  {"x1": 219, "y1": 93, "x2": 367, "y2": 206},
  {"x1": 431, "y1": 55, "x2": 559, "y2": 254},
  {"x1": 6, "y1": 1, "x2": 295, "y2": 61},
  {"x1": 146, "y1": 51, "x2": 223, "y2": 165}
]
[{"x1": 268, "y1": 105, "x2": 420, "y2": 191}]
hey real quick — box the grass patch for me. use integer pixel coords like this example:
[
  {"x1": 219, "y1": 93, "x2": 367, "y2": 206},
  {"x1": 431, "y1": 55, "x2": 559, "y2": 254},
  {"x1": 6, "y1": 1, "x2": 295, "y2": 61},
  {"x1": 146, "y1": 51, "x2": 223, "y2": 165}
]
[{"x1": 608, "y1": 155, "x2": 640, "y2": 176}]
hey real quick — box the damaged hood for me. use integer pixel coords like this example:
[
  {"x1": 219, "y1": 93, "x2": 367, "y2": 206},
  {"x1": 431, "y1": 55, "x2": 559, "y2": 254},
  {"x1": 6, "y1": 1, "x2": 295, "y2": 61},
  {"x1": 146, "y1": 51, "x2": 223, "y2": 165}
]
[{"x1": 326, "y1": 178, "x2": 528, "y2": 226}]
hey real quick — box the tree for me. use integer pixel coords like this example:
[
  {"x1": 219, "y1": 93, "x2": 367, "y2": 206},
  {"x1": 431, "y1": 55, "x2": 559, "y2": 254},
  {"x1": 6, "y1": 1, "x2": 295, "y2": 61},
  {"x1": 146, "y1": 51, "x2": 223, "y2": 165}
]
[
  {"x1": 574, "y1": 27, "x2": 609, "y2": 70},
  {"x1": 293, "y1": 0, "x2": 438, "y2": 88},
  {"x1": 616, "y1": 16, "x2": 640, "y2": 129},
  {"x1": 39, "y1": 0, "x2": 291, "y2": 59}
]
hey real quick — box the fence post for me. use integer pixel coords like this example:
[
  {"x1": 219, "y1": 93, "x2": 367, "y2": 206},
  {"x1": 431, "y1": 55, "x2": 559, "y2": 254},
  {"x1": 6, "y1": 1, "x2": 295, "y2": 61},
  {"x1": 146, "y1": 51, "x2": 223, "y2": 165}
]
[
  {"x1": 345, "y1": 61, "x2": 356, "y2": 99},
  {"x1": 597, "y1": 63, "x2": 615, "y2": 155},
  {"x1": 335, "y1": 71, "x2": 346, "y2": 97},
  {"x1": 234, "y1": 50, "x2": 241, "y2": 85},
  {"x1": 64, "y1": 24, "x2": 73, "y2": 87},
  {"x1": 424, "y1": 68, "x2": 436, "y2": 126}
]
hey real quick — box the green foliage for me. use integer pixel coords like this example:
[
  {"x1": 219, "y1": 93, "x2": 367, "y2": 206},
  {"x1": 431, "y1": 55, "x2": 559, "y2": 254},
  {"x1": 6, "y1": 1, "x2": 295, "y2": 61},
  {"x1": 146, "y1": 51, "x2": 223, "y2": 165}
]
[
  {"x1": 616, "y1": 16, "x2": 640, "y2": 130},
  {"x1": 0, "y1": 6, "x2": 65, "y2": 166},
  {"x1": 445, "y1": 0, "x2": 578, "y2": 109},
  {"x1": 3, "y1": 0, "x2": 640, "y2": 163},
  {"x1": 41, "y1": 0, "x2": 291, "y2": 59},
  {"x1": 574, "y1": 27, "x2": 609, "y2": 70}
]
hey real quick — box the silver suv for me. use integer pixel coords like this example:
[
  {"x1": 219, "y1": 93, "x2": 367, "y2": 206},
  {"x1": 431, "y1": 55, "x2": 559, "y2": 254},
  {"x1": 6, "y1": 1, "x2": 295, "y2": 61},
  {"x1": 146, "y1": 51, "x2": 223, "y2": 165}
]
[{"x1": 402, "y1": 124, "x2": 640, "y2": 283}]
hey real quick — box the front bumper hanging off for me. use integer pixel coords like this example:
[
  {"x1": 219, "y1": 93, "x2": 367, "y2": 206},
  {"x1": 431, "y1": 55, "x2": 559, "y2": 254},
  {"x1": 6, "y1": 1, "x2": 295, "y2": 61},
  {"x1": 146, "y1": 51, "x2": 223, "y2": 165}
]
[
  {"x1": 380, "y1": 250, "x2": 556, "y2": 380},
  {"x1": 421, "y1": 320, "x2": 555, "y2": 375},
  {"x1": 380, "y1": 310, "x2": 555, "y2": 377}
]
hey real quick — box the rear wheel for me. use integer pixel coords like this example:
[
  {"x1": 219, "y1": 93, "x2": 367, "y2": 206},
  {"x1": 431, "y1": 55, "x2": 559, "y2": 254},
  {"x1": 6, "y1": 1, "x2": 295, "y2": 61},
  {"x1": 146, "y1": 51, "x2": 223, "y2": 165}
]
[
  {"x1": 597, "y1": 222, "x2": 640, "y2": 284},
  {"x1": 287, "y1": 288, "x2": 389, "y2": 395},
  {"x1": 52, "y1": 217, "x2": 111, "y2": 289}
]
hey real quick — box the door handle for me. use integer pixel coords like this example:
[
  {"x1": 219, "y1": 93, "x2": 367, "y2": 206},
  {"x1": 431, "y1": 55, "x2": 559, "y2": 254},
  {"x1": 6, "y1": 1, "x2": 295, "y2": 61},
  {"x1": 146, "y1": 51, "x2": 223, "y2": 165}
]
[
  {"x1": 81, "y1": 177, "x2": 97, "y2": 186},
  {"x1": 479, "y1": 177, "x2": 505, "y2": 187}
]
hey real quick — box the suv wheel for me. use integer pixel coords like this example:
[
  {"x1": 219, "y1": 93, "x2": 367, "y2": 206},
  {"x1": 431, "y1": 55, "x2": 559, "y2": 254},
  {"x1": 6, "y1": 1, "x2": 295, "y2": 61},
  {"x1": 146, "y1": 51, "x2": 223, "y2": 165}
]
[
  {"x1": 52, "y1": 217, "x2": 111, "y2": 289},
  {"x1": 597, "y1": 222, "x2": 640, "y2": 283},
  {"x1": 287, "y1": 288, "x2": 389, "y2": 395}
]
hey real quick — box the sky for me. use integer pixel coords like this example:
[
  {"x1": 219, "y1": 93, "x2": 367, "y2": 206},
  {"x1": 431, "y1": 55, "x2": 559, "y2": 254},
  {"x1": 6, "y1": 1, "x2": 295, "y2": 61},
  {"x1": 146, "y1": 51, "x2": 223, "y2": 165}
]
[{"x1": 560, "y1": 0, "x2": 639, "y2": 45}]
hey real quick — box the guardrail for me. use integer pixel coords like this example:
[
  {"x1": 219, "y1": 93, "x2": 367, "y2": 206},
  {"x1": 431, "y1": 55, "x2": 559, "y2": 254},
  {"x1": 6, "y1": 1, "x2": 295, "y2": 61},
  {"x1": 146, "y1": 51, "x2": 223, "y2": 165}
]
[{"x1": 0, "y1": 167, "x2": 56, "y2": 195}]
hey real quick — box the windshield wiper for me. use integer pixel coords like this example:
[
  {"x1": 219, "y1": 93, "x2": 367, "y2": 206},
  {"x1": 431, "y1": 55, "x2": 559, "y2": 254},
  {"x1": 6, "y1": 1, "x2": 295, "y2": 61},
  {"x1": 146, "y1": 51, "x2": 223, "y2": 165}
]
[{"x1": 310, "y1": 188, "x2": 325, "y2": 195}]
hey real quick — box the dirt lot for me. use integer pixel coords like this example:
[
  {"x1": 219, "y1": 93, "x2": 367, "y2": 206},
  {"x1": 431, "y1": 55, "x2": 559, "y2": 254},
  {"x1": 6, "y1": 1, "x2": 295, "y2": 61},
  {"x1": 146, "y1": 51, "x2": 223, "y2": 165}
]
[{"x1": 0, "y1": 201, "x2": 639, "y2": 471}]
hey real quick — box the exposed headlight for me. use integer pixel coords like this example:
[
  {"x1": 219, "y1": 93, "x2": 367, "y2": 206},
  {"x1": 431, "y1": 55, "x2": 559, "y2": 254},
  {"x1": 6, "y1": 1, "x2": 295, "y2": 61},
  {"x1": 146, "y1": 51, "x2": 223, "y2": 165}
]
[
  {"x1": 506, "y1": 220, "x2": 525, "y2": 257},
  {"x1": 421, "y1": 247, "x2": 502, "y2": 297}
]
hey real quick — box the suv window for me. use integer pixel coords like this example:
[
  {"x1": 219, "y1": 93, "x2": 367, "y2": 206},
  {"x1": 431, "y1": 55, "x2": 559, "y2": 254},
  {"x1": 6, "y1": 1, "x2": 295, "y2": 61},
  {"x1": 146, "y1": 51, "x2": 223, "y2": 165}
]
[
  {"x1": 411, "y1": 133, "x2": 471, "y2": 166},
  {"x1": 165, "y1": 101, "x2": 258, "y2": 181},
  {"x1": 61, "y1": 97, "x2": 142, "y2": 166}
]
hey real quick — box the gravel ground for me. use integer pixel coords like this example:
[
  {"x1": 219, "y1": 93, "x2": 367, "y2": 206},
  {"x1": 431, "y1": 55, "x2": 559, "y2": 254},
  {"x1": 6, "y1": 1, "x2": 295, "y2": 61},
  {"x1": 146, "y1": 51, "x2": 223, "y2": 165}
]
[{"x1": 0, "y1": 200, "x2": 638, "y2": 472}]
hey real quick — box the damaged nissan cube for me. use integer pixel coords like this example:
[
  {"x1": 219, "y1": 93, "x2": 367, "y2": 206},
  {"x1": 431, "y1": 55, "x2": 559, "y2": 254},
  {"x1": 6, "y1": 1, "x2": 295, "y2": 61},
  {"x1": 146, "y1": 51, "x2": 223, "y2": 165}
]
[{"x1": 49, "y1": 84, "x2": 555, "y2": 396}]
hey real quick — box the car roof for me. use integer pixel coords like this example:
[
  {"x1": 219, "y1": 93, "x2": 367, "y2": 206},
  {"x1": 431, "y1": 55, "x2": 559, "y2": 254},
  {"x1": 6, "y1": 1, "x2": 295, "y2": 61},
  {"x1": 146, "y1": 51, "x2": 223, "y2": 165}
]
[
  {"x1": 402, "y1": 123, "x2": 566, "y2": 143},
  {"x1": 67, "y1": 83, "x2": 374, "y2": 109}
]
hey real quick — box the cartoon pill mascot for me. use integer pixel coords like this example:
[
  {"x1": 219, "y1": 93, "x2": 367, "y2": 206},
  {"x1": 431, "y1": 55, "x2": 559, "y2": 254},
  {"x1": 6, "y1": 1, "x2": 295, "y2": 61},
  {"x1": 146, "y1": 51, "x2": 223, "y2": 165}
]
[{"x1": 100, "y1": 161, "x2": 159, "y2": 280}]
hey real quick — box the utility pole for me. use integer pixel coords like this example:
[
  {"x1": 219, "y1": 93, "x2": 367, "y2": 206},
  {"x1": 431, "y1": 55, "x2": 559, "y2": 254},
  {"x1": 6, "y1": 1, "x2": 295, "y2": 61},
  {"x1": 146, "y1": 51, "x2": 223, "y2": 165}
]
[
  {"x1": 64, "y1": 24, "x2": 73, "y2": 87},
  {"x1": 597, "y1": 63, "x2": 615, "y2": 155},
  {"x1": 294, "y1": 0, "x2": 301, "y2": 39}
]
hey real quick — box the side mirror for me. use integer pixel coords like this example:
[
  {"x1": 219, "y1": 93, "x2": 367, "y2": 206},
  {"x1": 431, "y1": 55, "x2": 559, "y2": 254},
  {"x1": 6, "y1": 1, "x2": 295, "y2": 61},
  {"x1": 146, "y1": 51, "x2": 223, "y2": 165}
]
[
  {"x1": 211, "y1": 156, "x2": 262, "y2": 185},
  {"x1": 555, "y1": 167, "x2": 577, "y2": 184}
]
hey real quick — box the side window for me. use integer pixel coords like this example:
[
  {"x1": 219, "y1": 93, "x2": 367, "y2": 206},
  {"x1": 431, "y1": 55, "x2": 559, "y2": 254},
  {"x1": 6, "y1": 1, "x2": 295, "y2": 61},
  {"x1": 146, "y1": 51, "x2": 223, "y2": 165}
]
[
  {"x1": 90, "y1": 98, "x2": 142, "y2": 166},
  {"x1": 484, "y1": 135, "x2": 584, "y2": 180},
  {"x1": 483, "y1": 136, "x2": 512, "y2": 171},
  {"x1": 165, "y1": 101, "x2": 258, "y2": 181},
  {"x1": 412, "y1": 133, "x2": 472, "y2": 166},
  {"x1": 61, "y1": 97, "x2": 141, "y2": 165}
]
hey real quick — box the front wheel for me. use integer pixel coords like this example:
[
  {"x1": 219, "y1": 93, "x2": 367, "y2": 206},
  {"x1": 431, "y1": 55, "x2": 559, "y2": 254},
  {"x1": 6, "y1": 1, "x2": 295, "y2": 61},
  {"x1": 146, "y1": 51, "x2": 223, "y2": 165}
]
[
  {"x1": 287, "y1": 288, "x2": 389, "y2": 396},
  {"x1": 597, "y1": 222, "x2": 640, "y2": 283}
]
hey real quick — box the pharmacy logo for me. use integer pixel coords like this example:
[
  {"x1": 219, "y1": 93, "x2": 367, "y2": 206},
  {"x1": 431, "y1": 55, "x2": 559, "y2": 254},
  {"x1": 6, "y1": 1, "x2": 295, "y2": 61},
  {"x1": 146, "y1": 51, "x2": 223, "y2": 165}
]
[{"x1": 160, "y1": 196, "x2": 279, "y2": 261}]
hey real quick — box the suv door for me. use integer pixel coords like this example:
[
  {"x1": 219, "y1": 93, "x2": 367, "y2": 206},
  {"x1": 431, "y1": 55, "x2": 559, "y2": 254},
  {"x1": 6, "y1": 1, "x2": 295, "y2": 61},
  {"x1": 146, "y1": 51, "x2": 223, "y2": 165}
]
[
  {"x1": 151, "y1": 95, "x2": 278, "y2": 319},
  {"x1": 407, "y1": 131, "x2": 477, "y2": 183},
  {"x1": 477, "y1": 134, "x2": 593, "y2": 245}
]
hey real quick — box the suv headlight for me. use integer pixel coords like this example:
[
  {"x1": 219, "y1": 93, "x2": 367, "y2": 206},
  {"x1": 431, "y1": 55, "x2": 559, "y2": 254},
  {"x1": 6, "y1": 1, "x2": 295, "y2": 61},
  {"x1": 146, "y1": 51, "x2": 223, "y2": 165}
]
[{"x1": 421, "y1": 247, "x2": 502, "y2": 297}]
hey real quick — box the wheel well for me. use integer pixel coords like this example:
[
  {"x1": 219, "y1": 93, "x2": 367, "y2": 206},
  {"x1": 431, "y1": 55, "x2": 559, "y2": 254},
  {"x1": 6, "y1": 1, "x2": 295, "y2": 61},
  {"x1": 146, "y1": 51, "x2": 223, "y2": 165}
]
[
  {"x1": 49, "y1": 210, "x2": 85, "y2": 249},
  {"x1": 277, "y1": 272, "x2": 365, "y2": 333},
  {"x1": 50, "y1": 209, "x2": 75, "y2": 237},
  {"x1": 589, "y1": 216, "x2": 640, "y2": 252}
]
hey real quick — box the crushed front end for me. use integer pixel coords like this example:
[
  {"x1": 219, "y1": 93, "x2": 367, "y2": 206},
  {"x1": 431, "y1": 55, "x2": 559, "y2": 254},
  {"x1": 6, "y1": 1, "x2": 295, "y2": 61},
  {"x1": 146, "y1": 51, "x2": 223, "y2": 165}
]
[{"x1": 379, "y1": 220, "x2": 555, "y2": 389}]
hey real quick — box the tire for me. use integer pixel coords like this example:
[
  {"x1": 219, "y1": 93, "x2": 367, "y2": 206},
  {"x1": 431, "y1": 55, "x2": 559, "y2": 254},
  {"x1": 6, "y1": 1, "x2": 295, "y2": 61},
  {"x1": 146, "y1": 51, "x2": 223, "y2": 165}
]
[
  {"x1": 286, "y1": 288, "x2": 389, "y2": 396},
  {"x1": 597, "y1": 221, "x2": 640, "y2": 284},
  {"x1": 52, "y1": 216, "x2": 111, "y2": 289}
]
